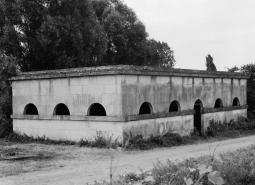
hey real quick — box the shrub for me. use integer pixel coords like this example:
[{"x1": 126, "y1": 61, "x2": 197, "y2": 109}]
[
  {"x1": 125, "y1": 131, "x2": 202, "y2": 150},
  {"x1": 206, "y1": 116, "x2": 255, "y2": 138},
  {"x1": 78, "y1": 132, "x2": 121, "y2": 149}
]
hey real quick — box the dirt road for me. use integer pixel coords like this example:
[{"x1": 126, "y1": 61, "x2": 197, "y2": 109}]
[{"x1": 1, "y1": 136, "x2": 255, "y2": 185}]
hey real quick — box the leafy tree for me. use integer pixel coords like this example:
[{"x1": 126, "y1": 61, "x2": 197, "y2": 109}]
[
  {"x1": 227, "y1": 63, "x2": 255, "y2": 116},
  {"x1": 0, "y1": 0, "x2": 108, "y2": 71},
  {"x1": 1, "y1": 0, "x2": 176, "y2": 71},
  {"x1": 0, "y1": 53, "x2": 17, "y2": 137},
  {"x1": 92, "y1": 0, "x2": 175, "y2": 67},
  {"x1": 206, "y1": 54, "x2": 217, "y2": 72},
  {"x1": 145, "y1": 39, "x2": 175, "y2": 68},
  {"x1": 239, "y1": 63, "x2": 255, "y2": 115},
  {"x1": 226, "y1": 65, "x2": 239, "y2": 72}
]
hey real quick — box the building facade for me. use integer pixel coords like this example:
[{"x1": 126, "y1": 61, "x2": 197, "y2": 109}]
[{"x1": 10, "y1": 65, "x2": 249, "y2": 142}]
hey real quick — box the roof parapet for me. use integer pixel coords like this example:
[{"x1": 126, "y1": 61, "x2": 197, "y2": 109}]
[{"x1": 10, "y1": 65, "x2": 249, "y2": 81}]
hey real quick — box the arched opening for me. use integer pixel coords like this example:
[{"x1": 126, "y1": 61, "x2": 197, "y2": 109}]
[
  {"x1": 169, "y1": 100, "x2": 180, "y2": 112},
  {"x1": 194, "y1": 99, "x2": 203, "y2": 134},
  {"x1": 54, "y1": 103, "x2": 70, "y2": 115},
  {"x1": 88, "y1": 103, "x2": 106, "y2": 116},
  {"x1": 24, "y1": 104, "x2": 39, "y2": 115},
  {"x1": 232, "y1": 97, "x2": 240, "y2": 106},
  {"x1": 139, "y1": 102, "x2": 152, "y2": 115},
  {"x1": 214, "y1": 98, "x2": 223, "y2": 108}
]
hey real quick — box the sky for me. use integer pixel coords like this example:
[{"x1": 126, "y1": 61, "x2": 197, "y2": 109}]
[{"x1": 123, "y1": 0, "x2": 255, "y2": 71}]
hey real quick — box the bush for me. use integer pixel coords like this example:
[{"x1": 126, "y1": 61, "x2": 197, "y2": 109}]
[
  {"x1": 78, "y1": 132, "x2": 121, "y2": 149},
  {"x1": 125, "y1": 131, "x2": 202, "y2": 150},
  {"x1": 206, "y1": 116, "x2": 255, "y2": 138}
]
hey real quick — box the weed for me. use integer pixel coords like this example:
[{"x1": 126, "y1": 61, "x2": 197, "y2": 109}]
[
  {"x1": 4, "y1": 132, "x2": 76, "y2": 145},
  {"x1": 4, "y1": 131, "x2": 122, "y2": 149},
  {"x1": 206, "y1": 116, "x2": 255, "y2": 138},
  {"x1": 125, "y1": 130, "x2": 203, "y2": 150}
]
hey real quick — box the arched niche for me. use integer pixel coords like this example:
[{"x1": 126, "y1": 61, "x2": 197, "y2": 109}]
[
  {"x1": 54, "y1": 103, "x2": 70, "y2": 115},
  {"x1": 139, "y1": 102, "x2": 153, "y2": 115},
  {"x1": 88, "y1": 103, "x2": 106, "y2": 116},
  {"x1": 24, "y1": 104, "x2": 39, "y2": 115}
]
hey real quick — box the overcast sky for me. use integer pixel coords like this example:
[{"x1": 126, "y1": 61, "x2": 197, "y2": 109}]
[{"x1": 124, "y1": 0, "x2": 255, "y2": 71}]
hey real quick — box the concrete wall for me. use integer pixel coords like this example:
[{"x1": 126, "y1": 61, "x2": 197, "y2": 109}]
[
  {"x1": 119, "y1": 75, "x2": 247, "y2": 115},
  {"x1": 13, "y1": 118, "x2": 123, "y2": 142},
  {"x1": 12, "y1": 75, "x2": 247, "y2": 117},
  {"x1": 203, "y1": 108, "x2": 247, "y2": 129},
  {"x1": 12, "y1": 76, "x2": 122, "y2": 116},
  {"x1": 123, "y1": 114, "x2": 194, "y2": 138}
]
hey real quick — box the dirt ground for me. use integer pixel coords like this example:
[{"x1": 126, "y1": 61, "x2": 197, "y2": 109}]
[{"x1": 1, "y1": 135, "x2": 255, "y2": 185}]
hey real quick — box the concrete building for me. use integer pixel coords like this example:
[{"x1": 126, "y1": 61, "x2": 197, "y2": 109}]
[{"x1": 10, "y1": 65, "x2": 249, "y2": 142}]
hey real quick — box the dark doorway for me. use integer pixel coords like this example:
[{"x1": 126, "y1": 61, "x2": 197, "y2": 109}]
[
  {"x1": 24, "y1": 104, "x2": 39, "y2": 115},
  {"x1": 54, "y1": 103, "x2": 70, "y2": 115},
  {"x1": 139, "y1": 102, "x2": 152, "y2": 115},
  {"x1": 169, "y1": 100, "x2": 180, "y2": 112},
  {"x1": 232, "y1": 97, "x2": 240, "y2": 106},
  {"x1": 194, "y1": 99, "x2": 202, "y2": 134},
  {"x1": 88, "y1": 103, "x2": 106, "y2": 116}
]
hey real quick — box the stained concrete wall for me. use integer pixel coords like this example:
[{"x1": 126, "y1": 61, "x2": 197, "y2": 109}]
[
  {"x1": 119, "y1": 75, "x2": 247, "y2": 116},
  {"x1": 12, "y1": 76, "x2": 122, "y2": 116},
  {"x1": 13, "y1": 118, "x2": 123, "y2": 142},
  {"x1": 12, "y1": 74, "x2": 247, "y2": 117},
  {"x1": 12, "y1": 108, "x2": 246, "y2": 142},
  {"x1": 123, "y1": 114, "x2": 194, "y2": 138},
  {"x1": 203, "y1": 109, "x2": 247, "y2": 129}
]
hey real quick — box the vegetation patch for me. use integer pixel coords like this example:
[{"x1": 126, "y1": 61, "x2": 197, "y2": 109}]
[
  {"x1": 206, "y1": 116, "x2": 255, "y2": 138},
  {"x1": 98, "y1": 144, "x2": 255, "y2": 185},
  {"x1": 4, "y1": 131, "x2": 121, "y2": 149}
]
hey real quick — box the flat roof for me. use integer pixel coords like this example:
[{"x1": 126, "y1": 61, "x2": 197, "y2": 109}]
[{"x1": 10, "y1": 65, "x2": 249, "y2": 81}]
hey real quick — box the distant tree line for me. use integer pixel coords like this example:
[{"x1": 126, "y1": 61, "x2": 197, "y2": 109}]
[{"x1": 0, "y1": 0, "x2": 176, "y2": 72}]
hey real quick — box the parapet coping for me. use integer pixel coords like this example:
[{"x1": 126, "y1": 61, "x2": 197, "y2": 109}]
[
  {"x1": 10, "y1": 65, "x2": 249, "y2": 81},
  {"x1": 202, "y1": 105, "x2": 248, "y2": 114},
  {"x1": 11, "y1": 105, "x2": 247, "y2": 122}
]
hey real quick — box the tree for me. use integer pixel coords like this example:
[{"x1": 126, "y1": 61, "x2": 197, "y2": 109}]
[
  {"x1": 92, "y1": 0, "x2": 175, "y2": 67},
  {"x1": 0, "y1": 0, "x2": 108, "y2": 71},
  {"x1": 145, "y1": 39, "x2": 175, "y2": 68},
  {"x1": 206, "y1": 54, "x2": 217, "y2": 72},
  {"x1": 227, "y1": 63, "x2": 255, "y2": 117},
  {"x1": 226, "y1": 65, "x2": 239, "y2": 72},
  {"x1": 0, "y1": 53, "x2": 17, "y2": 137},
  {"x1": 0, "y1": 0, "x2": 176, "y2": 71},
  {"x1": 239, "y1": 63, "x2": 255, "y2": 115}
]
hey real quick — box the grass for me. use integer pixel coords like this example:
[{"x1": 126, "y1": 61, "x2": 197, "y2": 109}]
[{"x1": 4, "y1": 131, "x2": 121, "y2": 149}]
